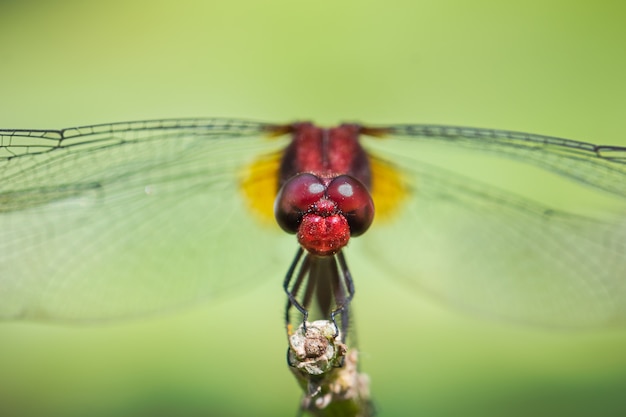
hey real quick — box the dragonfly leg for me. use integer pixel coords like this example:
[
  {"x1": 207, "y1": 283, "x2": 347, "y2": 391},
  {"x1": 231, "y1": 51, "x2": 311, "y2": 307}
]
[
  {"x1": 329, "y1": 251, "x2": 355, "y2": 341},
  {"x1": 284, "y1": 247, "x2": 312, "y2": 332}
]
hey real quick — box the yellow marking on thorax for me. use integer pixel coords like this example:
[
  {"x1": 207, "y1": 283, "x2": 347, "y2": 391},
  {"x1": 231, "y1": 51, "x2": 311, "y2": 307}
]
[
  {"x1": 370, "y1": 156, "x2": 409, "y2": 222},
  {"x1": 239, "y1": 150, "x2": 282, "y2": 224}
]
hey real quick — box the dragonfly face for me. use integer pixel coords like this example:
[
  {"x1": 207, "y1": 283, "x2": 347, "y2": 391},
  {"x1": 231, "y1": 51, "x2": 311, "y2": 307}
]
[{"x1": 275, "y1": 172, "x2": 374, "y2": 255}]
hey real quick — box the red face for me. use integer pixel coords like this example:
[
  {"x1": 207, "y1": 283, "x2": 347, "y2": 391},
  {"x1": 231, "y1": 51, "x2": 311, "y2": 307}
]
[{"x1": 274, "y1": 173, "x2": 374, "y2": 256}]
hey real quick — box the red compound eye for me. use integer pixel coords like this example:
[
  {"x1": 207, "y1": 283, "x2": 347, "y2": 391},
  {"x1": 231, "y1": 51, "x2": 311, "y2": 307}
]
[
  {"x1": 274, "y1": 173, "x2": 325, "y2": 234},
  {"x1": 327, "y1": 175, "x2": 374, "y2": 237}
]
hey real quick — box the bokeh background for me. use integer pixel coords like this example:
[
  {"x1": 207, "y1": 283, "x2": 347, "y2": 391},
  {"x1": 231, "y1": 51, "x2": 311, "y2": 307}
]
[{"x1": 1, "y1": 1, "x2": 626, "y2": 416}]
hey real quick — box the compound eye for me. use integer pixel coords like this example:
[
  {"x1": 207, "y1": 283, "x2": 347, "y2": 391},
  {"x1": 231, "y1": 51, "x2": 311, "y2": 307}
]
[
  {"x1": 326, "y1": 175, "x2": 374, "y2": 237},
  {"x1": 274, "y1": 173, "x2": 326, "y2": 233}
]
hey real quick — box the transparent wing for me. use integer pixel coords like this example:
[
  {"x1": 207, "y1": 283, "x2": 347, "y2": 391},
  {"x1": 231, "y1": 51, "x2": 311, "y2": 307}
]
[
  {"x1": 361, "y1": 125, "x2": 626, "y2": 327},
  {"x1": 0, "y1": 119, "x2": 292, "y2": 322}
]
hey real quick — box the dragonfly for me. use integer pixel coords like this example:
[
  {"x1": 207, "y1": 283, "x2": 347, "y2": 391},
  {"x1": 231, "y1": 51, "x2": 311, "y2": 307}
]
[{"x1": 1, "y1": 118, "x2": 626, "y2": 331}]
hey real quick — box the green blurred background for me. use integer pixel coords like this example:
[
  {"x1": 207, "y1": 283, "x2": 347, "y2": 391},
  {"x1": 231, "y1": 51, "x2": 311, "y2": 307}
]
[{"x1": 1, "y1": 0, "x2": 626, "y2": 416}]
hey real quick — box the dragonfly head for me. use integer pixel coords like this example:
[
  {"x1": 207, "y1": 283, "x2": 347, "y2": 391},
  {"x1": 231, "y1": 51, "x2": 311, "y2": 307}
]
[{"x1": 274, "y1": 173, "x2": 374, "y2": 256}]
